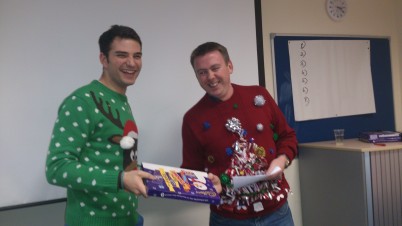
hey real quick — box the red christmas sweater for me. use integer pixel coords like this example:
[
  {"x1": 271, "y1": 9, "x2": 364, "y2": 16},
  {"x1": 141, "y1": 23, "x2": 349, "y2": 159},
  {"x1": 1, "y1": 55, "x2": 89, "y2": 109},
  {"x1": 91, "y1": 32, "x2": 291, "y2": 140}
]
[{"x1": 181, "y1": 84, "x2": 298, "y2": 220}]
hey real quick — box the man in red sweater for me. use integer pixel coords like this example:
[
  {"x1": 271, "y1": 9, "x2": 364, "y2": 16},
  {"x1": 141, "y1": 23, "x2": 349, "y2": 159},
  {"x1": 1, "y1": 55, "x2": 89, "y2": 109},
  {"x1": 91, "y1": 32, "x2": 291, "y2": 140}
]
[{"x1": 181, "y1": 42, "x2": 298, "y2": 226}]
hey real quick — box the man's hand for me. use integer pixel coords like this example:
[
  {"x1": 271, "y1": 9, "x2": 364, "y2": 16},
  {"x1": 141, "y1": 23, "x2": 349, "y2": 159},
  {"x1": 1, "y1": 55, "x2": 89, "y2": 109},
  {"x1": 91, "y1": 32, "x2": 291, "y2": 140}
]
[
  {"x1": 208, "y1": 173, "x2": 222, "y2": 194},
  {"x1": 123, "y1": 170, "x2": 156, "y2": 197},
  {"x1": 266, "y1": 155, "x2": 288, "y2": 180}
]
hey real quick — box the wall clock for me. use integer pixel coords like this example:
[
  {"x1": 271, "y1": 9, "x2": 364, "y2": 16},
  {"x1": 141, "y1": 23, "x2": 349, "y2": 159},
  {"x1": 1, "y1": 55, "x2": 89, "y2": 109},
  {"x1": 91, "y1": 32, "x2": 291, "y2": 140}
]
[{"x1": 326, "y1": 0, "x2": 347, "y2": 21}]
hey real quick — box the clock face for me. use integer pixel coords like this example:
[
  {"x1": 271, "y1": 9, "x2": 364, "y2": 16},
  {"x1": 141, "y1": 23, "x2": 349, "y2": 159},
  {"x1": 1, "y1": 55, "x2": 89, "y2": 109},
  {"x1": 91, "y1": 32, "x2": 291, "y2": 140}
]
[{"x1": 326, "y1": 0, "x2": 347, "y2": 21}]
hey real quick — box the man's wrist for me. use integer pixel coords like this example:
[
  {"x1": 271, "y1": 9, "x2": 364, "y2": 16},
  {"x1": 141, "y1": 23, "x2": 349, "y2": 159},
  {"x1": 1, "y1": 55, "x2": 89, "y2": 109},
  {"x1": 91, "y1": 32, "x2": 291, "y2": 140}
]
[
  {"x1": 280, "y1": 154, "x2": 290, "y2": 168},
  {"x1": 118, "y1": 171, "x2": 125, "y2": 190}
]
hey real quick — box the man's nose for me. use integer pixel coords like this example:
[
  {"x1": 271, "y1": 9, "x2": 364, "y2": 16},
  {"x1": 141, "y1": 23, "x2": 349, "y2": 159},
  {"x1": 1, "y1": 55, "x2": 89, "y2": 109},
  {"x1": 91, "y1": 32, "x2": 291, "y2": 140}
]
[
  {"x1": 206, "y1": 70, "x2": 215, "y2": 79},
  {"x1": 126, "y1": 57, "x2": 135, "y2": 66}
]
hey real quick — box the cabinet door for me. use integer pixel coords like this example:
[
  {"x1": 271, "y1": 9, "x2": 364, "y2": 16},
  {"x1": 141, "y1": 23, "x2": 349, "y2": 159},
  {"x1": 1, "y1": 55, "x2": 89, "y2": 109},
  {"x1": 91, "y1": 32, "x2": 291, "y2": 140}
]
[
  {"x1": 299, "y1": 148, "x2": 369, "y2": 226},
  {"x1": 370, "y1": 150, "x2": 402, "y2": 226}
]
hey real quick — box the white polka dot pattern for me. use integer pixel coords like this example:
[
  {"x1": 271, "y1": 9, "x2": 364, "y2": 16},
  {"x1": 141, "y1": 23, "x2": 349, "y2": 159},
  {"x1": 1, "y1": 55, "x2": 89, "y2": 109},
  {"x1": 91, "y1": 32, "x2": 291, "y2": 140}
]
[{"x1": 45, "y1": 81, "x2": 138, "y2": 222}]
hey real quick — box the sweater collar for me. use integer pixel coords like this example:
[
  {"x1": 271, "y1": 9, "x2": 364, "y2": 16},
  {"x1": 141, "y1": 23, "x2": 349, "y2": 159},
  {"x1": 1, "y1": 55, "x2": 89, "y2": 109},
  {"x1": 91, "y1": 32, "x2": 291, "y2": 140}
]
[{"x1": 91, "y1": 80, "x2": 128, "y2": 102}]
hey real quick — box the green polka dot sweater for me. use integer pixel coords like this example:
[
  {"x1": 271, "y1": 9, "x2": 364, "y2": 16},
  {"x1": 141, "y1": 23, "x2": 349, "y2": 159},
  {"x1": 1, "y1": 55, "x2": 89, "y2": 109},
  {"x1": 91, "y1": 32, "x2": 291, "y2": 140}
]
[{"x1": 46, "y1": 80, "x2": 139, "y2": 226}]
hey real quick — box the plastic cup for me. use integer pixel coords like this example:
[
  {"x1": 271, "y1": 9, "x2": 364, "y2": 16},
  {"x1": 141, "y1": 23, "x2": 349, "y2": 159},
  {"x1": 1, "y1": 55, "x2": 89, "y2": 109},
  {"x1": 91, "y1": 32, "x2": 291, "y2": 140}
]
[{"x1": 334, "y1": 129, "x2": 344, "y2": 145}]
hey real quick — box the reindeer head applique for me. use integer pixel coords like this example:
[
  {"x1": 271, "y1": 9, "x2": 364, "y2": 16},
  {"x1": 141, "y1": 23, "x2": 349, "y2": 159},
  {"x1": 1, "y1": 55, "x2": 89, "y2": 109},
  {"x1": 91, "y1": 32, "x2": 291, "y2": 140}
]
[
  {"x1": 91, "y1": 91, "x2": 138, "y2": 171},
  {"x1": 111, "y1": 120, "x2": 139, "y2": 171}
]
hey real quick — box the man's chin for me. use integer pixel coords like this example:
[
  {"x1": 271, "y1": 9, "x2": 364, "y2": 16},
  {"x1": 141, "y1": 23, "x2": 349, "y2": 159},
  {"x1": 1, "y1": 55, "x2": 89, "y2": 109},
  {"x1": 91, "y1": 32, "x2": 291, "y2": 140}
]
[
  {"x1": 207, "y1": 91, "x2": 222, "y2": 100},
  {"x1": 124, "y1": 78, "x2": 137, "y2": 86}
]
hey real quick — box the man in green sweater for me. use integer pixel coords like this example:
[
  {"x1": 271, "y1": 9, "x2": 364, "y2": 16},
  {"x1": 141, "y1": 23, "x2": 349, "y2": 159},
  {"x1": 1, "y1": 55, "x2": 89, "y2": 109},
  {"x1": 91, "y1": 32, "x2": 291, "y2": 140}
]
[{"x1": 46, "y1": 25, "x2": 155, "y2": 226}]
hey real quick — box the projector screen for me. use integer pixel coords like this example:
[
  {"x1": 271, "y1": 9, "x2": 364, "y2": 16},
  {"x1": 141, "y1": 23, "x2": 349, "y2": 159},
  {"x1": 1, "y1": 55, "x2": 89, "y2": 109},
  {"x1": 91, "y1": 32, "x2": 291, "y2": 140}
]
[{"x1": 0, "y1": 0, "x2": 260, "y2": 209}]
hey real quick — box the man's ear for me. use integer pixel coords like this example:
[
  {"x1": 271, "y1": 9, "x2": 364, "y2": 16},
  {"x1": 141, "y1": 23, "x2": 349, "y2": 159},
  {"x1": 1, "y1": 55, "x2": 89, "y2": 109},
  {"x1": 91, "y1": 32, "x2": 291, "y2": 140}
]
[
  {"x1": 227, "y1": 60, "x2": 234, "y2": 74},
  {"x1": 99, "y1": 52, "x2": 108, "y2": 68}
]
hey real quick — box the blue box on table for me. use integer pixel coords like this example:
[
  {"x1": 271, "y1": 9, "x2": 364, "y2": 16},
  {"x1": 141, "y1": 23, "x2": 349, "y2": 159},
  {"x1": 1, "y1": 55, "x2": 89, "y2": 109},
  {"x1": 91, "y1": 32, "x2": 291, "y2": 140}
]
[{"x1": 358, "y1": 131, "x2": 401, "y2": 143}]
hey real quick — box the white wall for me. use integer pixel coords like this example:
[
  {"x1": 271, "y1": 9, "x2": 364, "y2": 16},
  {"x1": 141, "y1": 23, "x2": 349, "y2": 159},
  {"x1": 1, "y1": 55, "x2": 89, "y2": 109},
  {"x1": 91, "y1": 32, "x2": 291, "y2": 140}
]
[{"x1": 261, "y1": 1, "x2": 402, "y2": 225}]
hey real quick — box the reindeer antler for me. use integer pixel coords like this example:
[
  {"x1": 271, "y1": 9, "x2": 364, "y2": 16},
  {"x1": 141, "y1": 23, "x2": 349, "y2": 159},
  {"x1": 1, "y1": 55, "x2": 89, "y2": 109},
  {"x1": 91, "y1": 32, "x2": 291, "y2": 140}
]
[{"x1": 90, "y1": 91, "x2": 123, "y2": 129}]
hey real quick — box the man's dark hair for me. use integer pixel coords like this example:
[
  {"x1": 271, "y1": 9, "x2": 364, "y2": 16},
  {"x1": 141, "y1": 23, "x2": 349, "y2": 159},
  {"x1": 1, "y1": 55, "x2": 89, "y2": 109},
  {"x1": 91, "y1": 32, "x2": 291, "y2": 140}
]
[
  {"x1": 190, "y1": 42, "x2": 230, "y2": 68},
  {"x1": 98, "y1": 25, "x2": 142, "y2": 57}
]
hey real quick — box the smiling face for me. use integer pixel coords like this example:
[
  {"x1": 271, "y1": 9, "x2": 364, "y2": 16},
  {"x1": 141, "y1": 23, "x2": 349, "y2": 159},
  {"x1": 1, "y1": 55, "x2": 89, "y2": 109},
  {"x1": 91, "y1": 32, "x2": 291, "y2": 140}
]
[
  {"x1": 193, "y1": 50, "x2": 234, "y2": 101},
  {"x1": 99, "y1": 37, "x2": 142, "y2": 94}
]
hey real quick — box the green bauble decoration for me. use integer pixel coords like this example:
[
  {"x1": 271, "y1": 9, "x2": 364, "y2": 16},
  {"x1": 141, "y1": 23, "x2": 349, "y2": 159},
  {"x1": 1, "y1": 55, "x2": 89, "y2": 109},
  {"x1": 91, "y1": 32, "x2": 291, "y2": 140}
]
[
  {"x1": 273, "y1": 132, "x2": 279, "y2": 141},
  {"x1": 220, "y1": 173, "x2": 231, "y2": 186}
]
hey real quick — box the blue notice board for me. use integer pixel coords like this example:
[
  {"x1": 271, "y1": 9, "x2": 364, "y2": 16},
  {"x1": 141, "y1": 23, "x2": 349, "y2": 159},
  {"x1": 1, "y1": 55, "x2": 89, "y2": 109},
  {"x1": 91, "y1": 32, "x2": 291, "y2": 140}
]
[{"x1": 272, "y1": 35, "x2": 395, "y2": 143}]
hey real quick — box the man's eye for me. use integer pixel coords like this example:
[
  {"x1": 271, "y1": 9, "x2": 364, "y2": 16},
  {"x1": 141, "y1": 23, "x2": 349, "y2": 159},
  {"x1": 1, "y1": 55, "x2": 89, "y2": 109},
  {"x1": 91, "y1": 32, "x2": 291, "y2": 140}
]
[
  {"x1": 198, "y1": 71, "x2": 207, "y2": 76},
  {"x1": 211, "y1": 66, "x2": 220, "y2": 72}
]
